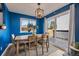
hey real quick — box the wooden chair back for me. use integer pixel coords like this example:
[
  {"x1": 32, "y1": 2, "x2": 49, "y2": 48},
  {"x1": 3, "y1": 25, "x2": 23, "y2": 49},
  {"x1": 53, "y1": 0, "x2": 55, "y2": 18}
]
[{"x1": 42, "y1": 34, "x2": 48, "y2": 40}]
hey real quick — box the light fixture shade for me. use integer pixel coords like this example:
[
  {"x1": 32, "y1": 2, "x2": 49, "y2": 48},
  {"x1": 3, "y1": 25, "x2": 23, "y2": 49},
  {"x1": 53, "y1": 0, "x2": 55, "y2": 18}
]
[
  {"x1": 2, "y1": 25, "x2": 6, "y2": 29},
  {"x1": 35, "y1": 8, "x2": 44, "y2": 18},
  {"x1": 35, "y1": 4, "x2": 44, "y2": 18}
]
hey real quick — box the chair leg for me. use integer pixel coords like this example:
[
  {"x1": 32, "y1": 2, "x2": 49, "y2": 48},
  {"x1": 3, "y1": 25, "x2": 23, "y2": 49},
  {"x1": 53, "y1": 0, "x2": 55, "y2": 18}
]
[
  {"x1": 24, "y1": 44, "x2": 27, "y2": 56},
  {"x1": 46, "y1": 40, "x2": 48, "y2": 52},
  {"x1": 28, "y1": 43, "x2": 31, "y2": 56},
  {"x1": 14, "y1": 44, "x2": 16, "y2": 55},
  {"x1": 35, "y1": 39, "x2": 38, "y2": 56},
  {"x1": 47, "y1": 38, "x2": 49, "y2": 48},
  {"x1": 36, "y1": 44, "x2": 38, "y2": 56},
  {"x1": 42, "y1": 39, "x2": 44, "y2": 55},
  {"x1": 46, "y1": 38, "x2": 49, "y2": 52}
]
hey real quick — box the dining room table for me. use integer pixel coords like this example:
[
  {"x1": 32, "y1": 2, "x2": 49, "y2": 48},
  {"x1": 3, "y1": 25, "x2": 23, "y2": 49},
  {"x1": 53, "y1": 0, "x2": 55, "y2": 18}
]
[
  {"x1": 15, "y1": 35, "x2": 32, "y2": 55},
  {"x1": 14, "y1": 34, "x2": 42, "y2": 55},
  {"x1": 14, "y1": 34, "x2": 49, "y2": 56}
]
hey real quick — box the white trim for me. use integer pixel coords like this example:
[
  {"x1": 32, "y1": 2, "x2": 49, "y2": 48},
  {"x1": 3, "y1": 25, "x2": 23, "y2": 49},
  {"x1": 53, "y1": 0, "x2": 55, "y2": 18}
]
[
  {"x1": 69, "y1": 4, "x2": 75, "y2": 47},
  {"x1": 70, "y1": 46, "x2": 79, "y2": 52},
  {"x1": 44, "y1": 17, "x2": 48, "y2": 33},
  {"x1": 1, "y1": 43, "x2": 13, "y2": 56},
  {"x1": 68, "y1": 4, "x2": 75, "y2": 54}
]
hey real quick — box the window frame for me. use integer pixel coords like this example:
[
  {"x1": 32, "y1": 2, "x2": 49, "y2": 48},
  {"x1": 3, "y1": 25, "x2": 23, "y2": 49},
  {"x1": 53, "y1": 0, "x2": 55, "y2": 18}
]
[
  {"x1": 20, "y1": 18, "x2": 36, "y2": 33},
  {"x1": 47, "y1": 10, "x2": 70, "y2": 32},
  {"x1": 56, "y1": 11, "x2": 70, "y2": 31}
]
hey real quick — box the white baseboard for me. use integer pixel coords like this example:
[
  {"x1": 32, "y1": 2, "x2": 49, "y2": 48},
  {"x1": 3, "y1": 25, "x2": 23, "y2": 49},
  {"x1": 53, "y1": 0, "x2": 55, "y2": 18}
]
[{"x1": 1, "y1": 43, "x2": 13, "y2": 56}]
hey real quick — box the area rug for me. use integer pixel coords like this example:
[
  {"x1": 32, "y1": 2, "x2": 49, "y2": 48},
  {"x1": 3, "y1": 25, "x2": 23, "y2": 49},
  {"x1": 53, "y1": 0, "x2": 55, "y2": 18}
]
[
  {"x1": 18, "y1": 43, "x2": 65, "y2": 56},
  {"x1": 3, "y1": 43, "x2": 65, "y2": 56}
]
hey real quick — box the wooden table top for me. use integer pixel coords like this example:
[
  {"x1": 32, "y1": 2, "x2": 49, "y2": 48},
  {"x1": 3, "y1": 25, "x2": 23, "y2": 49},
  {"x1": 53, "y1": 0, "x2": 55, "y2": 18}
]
[
  {"x1": 15, "y1": 34, "x2": 48, "y2": 41},
  {"x1": 15, "y1": 35, "x2": 30, "y2": 41}
]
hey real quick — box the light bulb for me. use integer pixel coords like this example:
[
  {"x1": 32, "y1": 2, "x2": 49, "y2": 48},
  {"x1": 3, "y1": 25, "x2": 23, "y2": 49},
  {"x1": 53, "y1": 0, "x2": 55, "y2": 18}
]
[{"x1": 2, "y1": 25, "x2": 6, "y2": 29}]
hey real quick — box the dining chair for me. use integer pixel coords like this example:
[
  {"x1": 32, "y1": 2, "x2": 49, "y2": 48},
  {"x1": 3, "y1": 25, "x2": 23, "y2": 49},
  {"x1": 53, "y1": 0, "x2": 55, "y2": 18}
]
[
  {"x1": 11, "y1": 34, "x2": 16, "y2": 44},
  {"x1": 27, "y1": 35, "x2": 38, "y2": 56},
  {"x1": 11, "y1": 34, "x2": 27, "y2": 55},
  {"x1": 37, "y1": 34, "x2": 49, "y2": 55},
  {"x1": 11, "y1": 34, "x2": 16, "y2": 54},
  {"x1": 36, "y1": 34, "x2": 44, "y2": 55},
  {"x1": 17, "y1": 36, "x2": 28, "y2": 56},
  {"x1": 42, "y1": 34, "x2": 49, "y2": 52}
]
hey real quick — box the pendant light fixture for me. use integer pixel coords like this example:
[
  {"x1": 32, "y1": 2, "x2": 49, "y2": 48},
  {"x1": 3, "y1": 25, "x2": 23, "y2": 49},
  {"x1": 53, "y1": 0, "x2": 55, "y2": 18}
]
[{"x1": 35, "y1": 3, "x2": 44, "y2": 18}]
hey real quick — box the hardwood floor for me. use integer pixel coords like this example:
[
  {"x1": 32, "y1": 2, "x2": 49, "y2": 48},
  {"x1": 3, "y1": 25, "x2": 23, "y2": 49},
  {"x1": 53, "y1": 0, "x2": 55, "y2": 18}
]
[{"x1": 2, "y1": 42, "x2": 65, "y2": 56}]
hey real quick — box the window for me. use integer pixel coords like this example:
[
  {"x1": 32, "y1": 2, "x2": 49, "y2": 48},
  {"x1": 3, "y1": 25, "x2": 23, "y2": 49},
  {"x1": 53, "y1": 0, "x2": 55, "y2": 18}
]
[
  {"x1": 20, "y1": 18, "x2": 28, "y2": 33},
  {"x1": 30, "y1": 19, "x2": 36, "y2": 32},
  {"x1": 20, "y1": 18, "x2": 36, "y2": 33},
  {"x1": 48, "y1": 18, "x2": 56, "y2": 29},
  {"x1": 47, "y1": 18, "x2": 56, "y2": 37},
  {"x1": 56, "y1": 13, "x2": 70, "y2": 30},
  {"x1": 47, "y1": 11, "x2": 70, "y2": 38}
]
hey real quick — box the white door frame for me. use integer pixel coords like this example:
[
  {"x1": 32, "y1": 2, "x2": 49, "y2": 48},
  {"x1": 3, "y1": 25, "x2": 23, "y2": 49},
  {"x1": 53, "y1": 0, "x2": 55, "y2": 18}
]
[{"x1": 68, "y1": 4, "x2": 75, "y2": 54}]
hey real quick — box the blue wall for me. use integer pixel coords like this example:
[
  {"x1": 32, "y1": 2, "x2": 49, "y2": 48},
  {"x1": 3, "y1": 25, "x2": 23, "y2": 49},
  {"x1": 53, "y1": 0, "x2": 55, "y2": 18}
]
[
  {"x1": 36, "y1": 18, "x2": 44, "y2": 34},
  {"x1": 0, "y1": 4, "x2": 11, "y2": 55},
  {"x1": 10, "y1": 12, "x2": 36, "y2": 36},
  {"x1": 0, "y1": 4, "x2": 44, "y2": 55},
  {"x1": 75, "y1": 4, "x2": 79, "y2": 42},
  {"x1": 9, "y1": 12, "x2": 44, "y2": 36},
  {"x1": 0, "y1": 3, "x2": 73, "y2": 55}
]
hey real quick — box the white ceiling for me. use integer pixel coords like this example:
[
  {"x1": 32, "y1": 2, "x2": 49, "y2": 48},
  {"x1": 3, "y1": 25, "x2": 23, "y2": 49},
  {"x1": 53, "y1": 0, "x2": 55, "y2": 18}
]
[{"x1": 6, "y1": 3, "x2": 68, "y2": 17}]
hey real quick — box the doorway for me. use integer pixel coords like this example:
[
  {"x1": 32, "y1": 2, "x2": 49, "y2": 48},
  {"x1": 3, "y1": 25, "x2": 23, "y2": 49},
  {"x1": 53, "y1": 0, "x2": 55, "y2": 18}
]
[{"x1": 47, "y1": 10, "x2": 70, "y2": 52}]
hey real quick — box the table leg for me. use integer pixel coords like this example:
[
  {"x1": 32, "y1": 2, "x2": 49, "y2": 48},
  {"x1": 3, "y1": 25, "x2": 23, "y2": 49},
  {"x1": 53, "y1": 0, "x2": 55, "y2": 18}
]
[
  {"x1": 46, "y1": 39, "x2": 49, "y2": 52},
  {"x1": 29, "y1": 42, "x2": 31, "y2": 56},
  {"x1": 25, "y1": 44, "x2": 27, "y2": 56},
  {"x1": 36, "y1": 41, "x2": 38, "y2": 56},
  {"x1": 16, "y1": 41, "x2": 19, "y2": 56}
]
